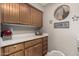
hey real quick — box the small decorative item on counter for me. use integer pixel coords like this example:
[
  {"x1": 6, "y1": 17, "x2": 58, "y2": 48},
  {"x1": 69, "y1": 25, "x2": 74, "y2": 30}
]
[
  {"x1": 1, "y1": 29, "x2": 12, "y2": 41},
  {"x1": 35, "y1": 30, "x2": 42, "y2": 35}
]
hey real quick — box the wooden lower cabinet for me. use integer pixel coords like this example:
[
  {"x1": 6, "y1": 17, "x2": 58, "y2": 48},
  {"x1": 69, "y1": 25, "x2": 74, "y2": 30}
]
[
  {"x1": 42, "y1": 37, "x2": 48, "y2": 55},
  {"x1": 25, "y1": 43, "x2": 42, "y2": 56},
  {"x1": 1, "y1": 36, "x2": 48, "y2": 56},
  {"x1": 2, "y1": 43, "x2": 24, "y2": 56},
  {"x1": 25, "y1": 48, "x2": 29, "y2": 56},
  {"x1": 29, "y1": 43, "x2": 42, "y2": 56}
]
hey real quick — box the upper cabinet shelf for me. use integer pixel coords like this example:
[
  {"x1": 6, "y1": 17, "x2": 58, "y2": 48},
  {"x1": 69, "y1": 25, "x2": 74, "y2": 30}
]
[{"x1": 0, "y1": 3, "x2": 43, "y2": 28}]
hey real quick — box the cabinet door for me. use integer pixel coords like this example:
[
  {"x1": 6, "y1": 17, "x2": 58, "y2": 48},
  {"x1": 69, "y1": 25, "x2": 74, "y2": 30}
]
[
  {"x1": 29, "y1": 43, "x2": 42, "y2": 56},
  {"x1": 9, "y1": 51, "x2": 24, "y2": 56},
  {"x1": 2, "y1": 3, "x2": 19, "y2": 23},
  {"x1": 25, "y1": 48, "x2": 29, "y2": 56},
  {"x1": 1, "y1": 4, "x2": 10, "y2": 23},
  {"x1": 9, "y1": 3, "x2": 19, "y2": 23},
  {"x1": 19, "y1": 4, "x2": 31, "y2": 25},
  {"x1": 31, "y1": 7, "x2": 42, "y2": 27},
  {"x1": 0, "y1": 4, "x2": 2, "y2": 23}
]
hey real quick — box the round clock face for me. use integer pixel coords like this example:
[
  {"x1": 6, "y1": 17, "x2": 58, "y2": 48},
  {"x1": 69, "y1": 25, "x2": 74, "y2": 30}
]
[{"x1": 54, "y1": 5, "x2": 70, "y2": 20}]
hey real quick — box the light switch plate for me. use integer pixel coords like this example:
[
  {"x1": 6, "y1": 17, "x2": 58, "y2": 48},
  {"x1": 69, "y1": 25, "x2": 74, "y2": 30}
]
[{"x1": 49, "y1": 20, "x2": 53, "y2": 24}]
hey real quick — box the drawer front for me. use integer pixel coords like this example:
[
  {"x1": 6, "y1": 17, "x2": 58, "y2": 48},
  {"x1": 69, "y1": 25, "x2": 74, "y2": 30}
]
[
  {"x1": 9, "y1": 51, "x2": 24, "y2": 56},
  {"x1": 25, "y1": 39, "x2": 42, "y2": 48},
  {"x1": 31, "y1": 39, "x2": 42, "y2": 46},
  {"x1": 25, "y1": 41, "x2": 32, "y2": 48},
  {"x1": 4, "y1": 43, "x2": 24, "y2": 55}
]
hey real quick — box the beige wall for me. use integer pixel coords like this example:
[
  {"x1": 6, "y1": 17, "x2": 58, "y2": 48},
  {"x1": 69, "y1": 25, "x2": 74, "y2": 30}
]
[{"x1": 42, "y1": 3, "x2": 78, "y2": 56}]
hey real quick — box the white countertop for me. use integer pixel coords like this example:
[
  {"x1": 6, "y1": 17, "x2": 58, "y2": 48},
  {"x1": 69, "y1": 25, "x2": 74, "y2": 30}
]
[{"x1": 0, "y1": 33, "x2": 48, "y2": 47}]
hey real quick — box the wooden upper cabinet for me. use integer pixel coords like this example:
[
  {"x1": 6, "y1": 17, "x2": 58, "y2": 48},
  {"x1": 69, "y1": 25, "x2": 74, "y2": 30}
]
[
  {"x1": 1, "y1": 3, "x2": 43, "y2": 27},
  {"x1": 0, "y1": 4, "x2": 2, "y2": 23},
  {"x1": 9, "y1": 3, "x2": 19, "y2": 23},
  {"x1": 1, "y1": 4, "x2": 10, "y2": 23},
  {"x1": 31, "y1": 7, "x2": 43, "y2": 27},
  {"x1": 19, "y1": 4, "x2": 31, "y2": 25},
  {"x1": 0, "y1": 9, "x2": 1, "y2": 23},
  {"x1": 1, "y1": 3, "x2": 19, "y2": 23}
]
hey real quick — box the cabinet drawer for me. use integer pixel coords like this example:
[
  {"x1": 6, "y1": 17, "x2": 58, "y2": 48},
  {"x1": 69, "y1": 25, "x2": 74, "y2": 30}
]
[
  {"x1": 25, "y1": 39, "x2": 42, "y2": 48},
  {"x1": 4, "y1": 43, "x2": 24, "y2": 55},
  {"x1": 9, "y1": 51, "x2": 24, "y2": 56},
  {"x1": 31, "y1": 39, "x2": 42, "y2": 45},
  {"x1": 25, "y1": 41, "x2": 32, "y2": 48}
]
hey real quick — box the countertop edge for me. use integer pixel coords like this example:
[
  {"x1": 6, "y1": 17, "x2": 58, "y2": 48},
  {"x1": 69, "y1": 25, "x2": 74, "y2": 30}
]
[{"x1": 0, "y1": 33, "x2": 48, "y2": 47}]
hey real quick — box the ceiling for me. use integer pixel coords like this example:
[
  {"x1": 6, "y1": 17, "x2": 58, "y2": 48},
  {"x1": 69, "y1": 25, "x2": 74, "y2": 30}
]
[{"x1": 39, "y1": 3, "x2": 48, "y2": 6}]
